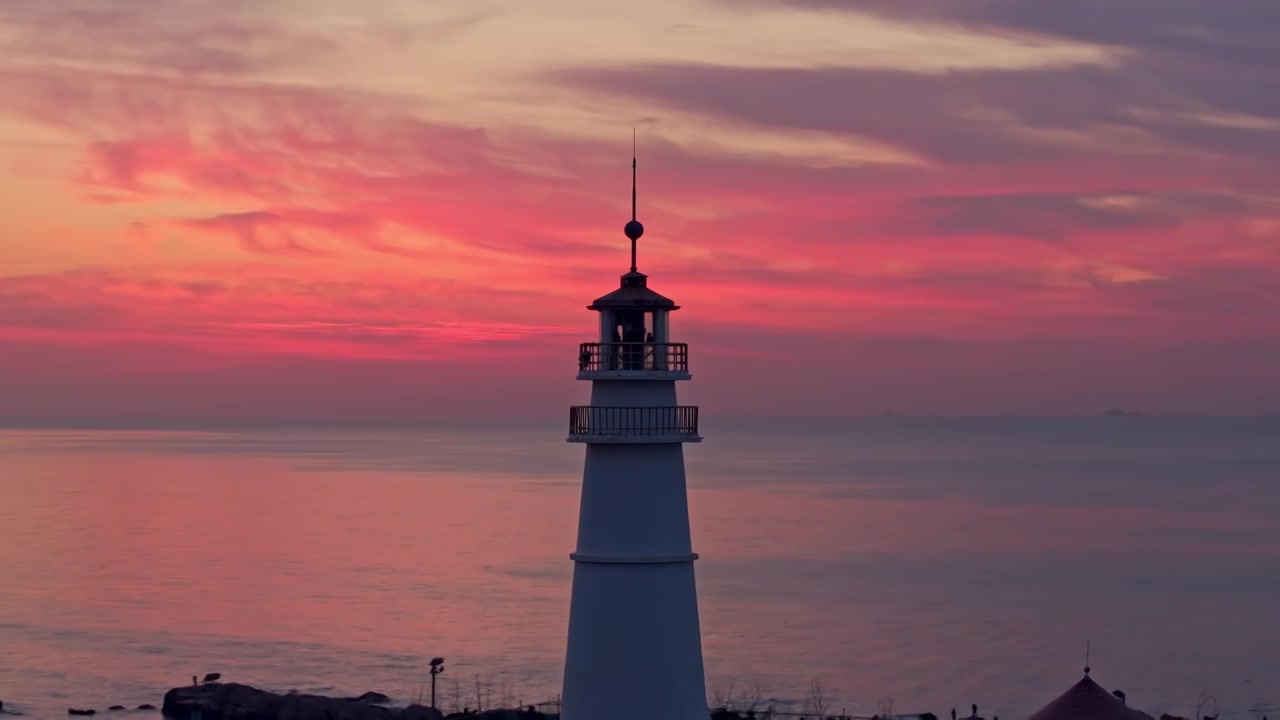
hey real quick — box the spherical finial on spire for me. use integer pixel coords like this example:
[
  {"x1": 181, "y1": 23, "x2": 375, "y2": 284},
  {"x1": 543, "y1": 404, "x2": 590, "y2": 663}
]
[{"x1": 624, "y1": 219, "x2": 644, "y2": 241}]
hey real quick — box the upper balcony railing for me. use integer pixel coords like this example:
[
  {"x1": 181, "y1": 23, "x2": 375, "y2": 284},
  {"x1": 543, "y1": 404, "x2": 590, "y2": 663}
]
[
  {"x1": 568, "y1": 405, "x2": 700, "y2": 442},
  {"x1": 578, "y1": 342, "x2": 688, "y2": 374}
]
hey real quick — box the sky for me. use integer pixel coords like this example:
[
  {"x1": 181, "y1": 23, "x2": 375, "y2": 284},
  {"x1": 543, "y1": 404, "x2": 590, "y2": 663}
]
[{"x1": 1, "y1": 0, "x2": 1278, "y2": 423}]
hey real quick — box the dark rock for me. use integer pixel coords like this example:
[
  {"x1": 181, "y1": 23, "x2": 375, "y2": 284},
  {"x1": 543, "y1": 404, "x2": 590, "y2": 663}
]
[
  {"x1": 1161, "y1": 715, "x2": 1188, "y2": 720},
  {"x1": 108, "y1": 707, "x2": 126, "y2": 712},
  {"x1": 163, "y1": 683, "x2": 416, "y2": 720},
  {"x1": 136, "y1": 706, "x2": 157, "y2": 711},
  {"x1": 921, "y1": 714, "x2": 939, "y2": 720},
  {"x1": 279, "y1": 694, "x2": 396, "y2": 720},
  {"x1": 473, "y1": 712, "x2": 528, "y2": 720},
  {"x1": 163, "y1": 683, "x2": 280, "y2": 720},
  {"x1": 400, "y1": 706, "x2": 444, "y2": 720},
  {"x1": 160, "y1": 684, "x2": 555, "y2": 720},
  {"x1": 442, "y1": 707, "x2": 547, "y2": 712},
  {"x1": 710, "y1": 709, "x2": 742, "y2": 720},
  {"x1": 68, "y1": 710, "x2": 96, "y2": 716}
]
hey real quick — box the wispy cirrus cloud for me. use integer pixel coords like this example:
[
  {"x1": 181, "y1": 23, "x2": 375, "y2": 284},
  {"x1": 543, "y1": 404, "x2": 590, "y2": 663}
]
[
  {"x1": 750, "y1": 1, "x2": 1280, "y2": 68},
  {"x1": 897, "y1": 190, "x2": 1279, "y2": 241},
  {"x1": 554, "y1": 59, "x2": 1280, "y2": 167},
  {"x1": 0, "y1": 0, "x2": 1278, "y2": 420},
  {"x1": 0, "y1": 0, "x2": 340, "y2": 77},
  {"x1": 709, "y1": 0, "x2": 1280, "y2": 157}
]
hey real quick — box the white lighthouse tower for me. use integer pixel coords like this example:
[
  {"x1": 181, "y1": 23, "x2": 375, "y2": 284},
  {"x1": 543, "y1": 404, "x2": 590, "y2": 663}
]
[{"x1": 560, "y1": 155, "x2": 708, "y2": 720}]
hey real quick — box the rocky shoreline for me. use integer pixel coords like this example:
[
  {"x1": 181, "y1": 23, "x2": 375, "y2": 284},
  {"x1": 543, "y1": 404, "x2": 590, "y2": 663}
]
[
  {"x1": 3, "y1": 683, "x2": 1220, "y2": 720},
  {"x1": 161, "y1": 683, "x2": 548, "y2": 720}
]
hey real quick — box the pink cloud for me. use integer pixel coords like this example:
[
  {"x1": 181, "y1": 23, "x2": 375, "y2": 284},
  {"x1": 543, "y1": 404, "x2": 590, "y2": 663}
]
[
  {"x1": 0, "y1": 0, "x2": 337, "y2": 77},
  {"x1": 1, "y1": 7, "x2": 1279, "y2": 419}
]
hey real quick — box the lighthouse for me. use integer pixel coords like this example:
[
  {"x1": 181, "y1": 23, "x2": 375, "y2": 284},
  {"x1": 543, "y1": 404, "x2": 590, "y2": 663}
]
[{"x1": 560, "y1": 155, "x2": 708, "y2": 720}]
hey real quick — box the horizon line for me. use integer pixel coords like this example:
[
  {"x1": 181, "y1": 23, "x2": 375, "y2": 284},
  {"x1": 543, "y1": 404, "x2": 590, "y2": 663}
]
[{"x1": 2, "y1": 412, "x2": 1279, "y2": 432}]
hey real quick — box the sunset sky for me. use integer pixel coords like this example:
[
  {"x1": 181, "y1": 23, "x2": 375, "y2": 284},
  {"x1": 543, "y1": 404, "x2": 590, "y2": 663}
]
[{"x1": 1, "y1": 0, "x2": 1278, "y2": 422}]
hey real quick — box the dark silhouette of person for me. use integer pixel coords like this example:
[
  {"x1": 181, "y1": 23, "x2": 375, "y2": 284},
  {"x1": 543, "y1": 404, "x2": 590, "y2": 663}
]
[{"x1": 622, "y1": 321, "x2": 644, "y2": 369}]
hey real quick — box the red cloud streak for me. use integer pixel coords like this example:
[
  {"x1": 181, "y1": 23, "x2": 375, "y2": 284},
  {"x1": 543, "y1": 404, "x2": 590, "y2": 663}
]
[{"x1": 1, "y1": 11, "x2": 1278, "y2": 420}]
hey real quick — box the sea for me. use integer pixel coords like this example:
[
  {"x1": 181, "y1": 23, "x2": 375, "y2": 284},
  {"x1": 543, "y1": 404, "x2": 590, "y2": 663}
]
[{"x1": 0, "y1": 416, "x2": 1277, "y2": 720}]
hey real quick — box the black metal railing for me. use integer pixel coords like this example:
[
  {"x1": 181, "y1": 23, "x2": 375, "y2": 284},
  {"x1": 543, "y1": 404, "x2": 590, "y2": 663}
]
[
  {"x1": 568, "y1": 406, "x2": 699, "y2": 437},
  {"x1": 577, "y1": 342, "x2": 688, "y2": 373}
]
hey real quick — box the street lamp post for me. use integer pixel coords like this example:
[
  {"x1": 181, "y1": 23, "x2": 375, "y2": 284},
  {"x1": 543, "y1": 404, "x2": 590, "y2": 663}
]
[{"x1": 429, "y1": 658, "x2": 445, "y2": 710}]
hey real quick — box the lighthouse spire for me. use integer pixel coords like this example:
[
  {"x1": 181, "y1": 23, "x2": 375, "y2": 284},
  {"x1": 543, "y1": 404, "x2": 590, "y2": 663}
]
[
  {"x1": 624, "y1": 129, "x2": 645, "y2": 273},
  {"x1": 631, "y1": 129, "x2": 638, "y2": 222}
]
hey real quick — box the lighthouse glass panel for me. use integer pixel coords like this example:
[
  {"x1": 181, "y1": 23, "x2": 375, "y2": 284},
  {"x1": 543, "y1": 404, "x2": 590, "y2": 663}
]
[{"x1": 607, "y1": 310, "x2": 662, "y2": 371}]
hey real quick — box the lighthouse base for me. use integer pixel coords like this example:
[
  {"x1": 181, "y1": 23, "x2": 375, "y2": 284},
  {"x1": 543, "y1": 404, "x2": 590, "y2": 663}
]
[{"x1": 561, "y1": 559, "x2": 707, "y2": 720}]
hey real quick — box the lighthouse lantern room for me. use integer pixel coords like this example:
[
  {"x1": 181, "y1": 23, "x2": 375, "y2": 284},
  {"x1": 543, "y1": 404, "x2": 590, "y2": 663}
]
[{"x1": 560, "y1": 154, "x2": 708, "y2": 720}]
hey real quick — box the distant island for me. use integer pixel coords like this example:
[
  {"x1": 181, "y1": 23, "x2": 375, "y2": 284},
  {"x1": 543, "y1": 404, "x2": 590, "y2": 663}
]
[{"x1": 1103, "y1": 409, "x2": 1144, "y2": 417}]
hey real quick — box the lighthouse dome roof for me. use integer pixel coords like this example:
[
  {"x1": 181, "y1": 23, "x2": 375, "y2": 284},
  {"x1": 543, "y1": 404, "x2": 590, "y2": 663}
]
[{"x1": 588, "y1": 271, "x2": 679, "y2": 311}]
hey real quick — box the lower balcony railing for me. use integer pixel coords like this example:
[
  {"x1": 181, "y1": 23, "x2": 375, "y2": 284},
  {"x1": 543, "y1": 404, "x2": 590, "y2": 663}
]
[
  {"x1": 568, "y1": 405, "x2": 699, "y2": 438},
  {"x1": 578, "y1": 342, "x2": 688, "y2": 373}
]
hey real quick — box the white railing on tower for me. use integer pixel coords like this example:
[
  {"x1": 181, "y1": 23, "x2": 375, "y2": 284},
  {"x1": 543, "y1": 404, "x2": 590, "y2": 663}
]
[
  {"x1": 568, "y1": 405, "x2": 699, "y2": 437},
  {"x1": 577, "y1": 342, "x2": 688, "y2": 372}
]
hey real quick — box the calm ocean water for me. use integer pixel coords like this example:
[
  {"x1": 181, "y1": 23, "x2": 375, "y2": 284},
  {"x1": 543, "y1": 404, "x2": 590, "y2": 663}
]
[{"x1": 0, "y1": 417, "x2": 1277, "y2": 719}]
